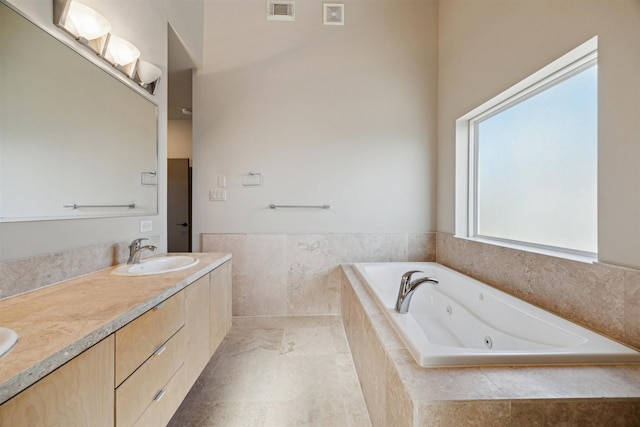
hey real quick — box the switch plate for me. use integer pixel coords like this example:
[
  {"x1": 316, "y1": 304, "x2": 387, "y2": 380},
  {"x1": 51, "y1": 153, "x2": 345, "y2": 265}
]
[
  {"x1": 140, "y1": 220, "x2": 152, "y2": 232},
  {"x1": 217, "y1": 176, "x2": 226, "y2": 188},
  {"x1": 209, "y1": 190, "x2": 227, "y2": 201}
]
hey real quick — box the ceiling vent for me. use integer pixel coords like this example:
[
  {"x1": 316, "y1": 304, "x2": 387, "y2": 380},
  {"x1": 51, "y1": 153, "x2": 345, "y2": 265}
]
[
  {"x1": 323, "y1": 3, "x2": 344, "y2": 25},
  {"x1": 267, "y1": 1, "x2": 295, "y2": 21}
]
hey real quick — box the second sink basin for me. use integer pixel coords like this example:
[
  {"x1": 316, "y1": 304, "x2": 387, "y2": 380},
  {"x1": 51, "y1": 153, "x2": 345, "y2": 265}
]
[
  {"x1": 0, "y1": 327, "x2": 18, "y2": 358},
  {"x1": 113, "y1": 256, "x2": 199, "y2": 276}
]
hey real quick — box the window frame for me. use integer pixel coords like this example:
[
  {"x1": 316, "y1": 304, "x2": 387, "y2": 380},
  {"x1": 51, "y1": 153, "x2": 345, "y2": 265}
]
[{"x1": 455, "y1": 36, "x2": 598, "y2": 262}]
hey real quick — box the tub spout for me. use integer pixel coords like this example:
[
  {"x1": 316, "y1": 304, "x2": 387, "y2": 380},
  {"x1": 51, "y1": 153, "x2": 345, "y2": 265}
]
[{"x1": 395, "y1": 270, "x2": 438, "y2": 314}]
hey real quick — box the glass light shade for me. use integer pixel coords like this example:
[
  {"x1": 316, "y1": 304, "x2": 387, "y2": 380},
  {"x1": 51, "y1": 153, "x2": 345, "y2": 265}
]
[
  {"x1": 67, "y1": 1, "x2": 111, "y2": 40},
  {"x1": 136, "y1": 60, "x2": 162, "y2": 84},
  {"x1": 106, "y1": 35, "x2": 140, "y2": 66}
]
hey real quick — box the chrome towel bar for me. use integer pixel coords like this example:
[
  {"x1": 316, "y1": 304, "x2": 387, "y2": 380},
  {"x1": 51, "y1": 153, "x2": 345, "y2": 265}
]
[
  {"x1": 269, "y1": 204, "x2": 330, "y2": 210},
  {"x1": 64, "y1": 203, "x2": 135, "y2": 209}
]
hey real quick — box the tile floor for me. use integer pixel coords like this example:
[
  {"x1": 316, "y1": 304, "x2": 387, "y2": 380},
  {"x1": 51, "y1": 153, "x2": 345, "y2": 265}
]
[{"x1": 168, "y1": 316, "x2": 372, "y2": 426}]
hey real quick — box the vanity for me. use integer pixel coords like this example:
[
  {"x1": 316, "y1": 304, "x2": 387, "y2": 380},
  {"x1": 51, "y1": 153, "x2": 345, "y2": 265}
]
[{"x1": 0, "y1": 252, "x2": 231, "y2": 427}]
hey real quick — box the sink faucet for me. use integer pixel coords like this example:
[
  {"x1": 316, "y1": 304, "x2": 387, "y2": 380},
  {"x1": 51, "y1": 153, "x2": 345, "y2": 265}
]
[
  {"x1": 127, "y1": 238, "x2": 157, "y2": 264},
  {"x1": 395, "y1": 270, "x2": 439, "y2": 314}
]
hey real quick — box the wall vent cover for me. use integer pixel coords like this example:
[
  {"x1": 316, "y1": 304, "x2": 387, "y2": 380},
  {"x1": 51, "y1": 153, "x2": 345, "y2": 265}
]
[
  {"x1": 323, "y1": 3, "x2": 344, "y2": 25},
  {"x1": 267, "y1": 1, "x2": 295, "y2": 21}
]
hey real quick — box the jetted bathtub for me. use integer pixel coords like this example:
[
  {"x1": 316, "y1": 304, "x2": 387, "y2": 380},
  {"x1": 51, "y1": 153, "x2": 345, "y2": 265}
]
[{"x1": 353, "y1": 262, "x2": 640, "y2": 367}]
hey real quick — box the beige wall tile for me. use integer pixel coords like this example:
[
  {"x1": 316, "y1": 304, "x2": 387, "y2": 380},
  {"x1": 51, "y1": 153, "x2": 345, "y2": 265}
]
[
  {"x1": 203, "y1": 233, "x2": 435, "y2": 317},
  {"x1": 202, "y1": 234, "x2": 288, "y2": 316},
  {"x1": 386, "y1": 357, "x2": 413, "y2": 427},
  {"x1": 408, "y1": 233, "x2": 437, "y2": 262},
  {"x1": 625, "y1": 270, "x2": 640, "y2": 348},
  {"x1": 417, "y1": 401, "x2": 511, "y2": 427},
  {"x1": 0, "y1": 239, "x2": 155, "y2": 299},
  {"x1": 436, "y1": 233, "x2": 638, "y2": 349},
  {"x1": 510, "y1": 399, "x2": 640, "y2": 426}
]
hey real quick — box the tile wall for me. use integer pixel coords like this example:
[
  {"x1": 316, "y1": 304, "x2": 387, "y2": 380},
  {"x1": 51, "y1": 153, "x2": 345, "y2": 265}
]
[
  {"x1": 436, "y1": 233, "x2": 640, "y2": 350},
  {"x1": 201, "y1": 233, "x2": 436, "y2": 316},
  {"x1": 0, "y1": 237, "x2": 160, "y2": 299}
]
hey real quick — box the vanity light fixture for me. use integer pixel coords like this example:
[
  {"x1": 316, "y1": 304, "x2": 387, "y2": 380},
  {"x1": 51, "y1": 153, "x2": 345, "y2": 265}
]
[
  {"x1": 103, "y1": 34, "x2": 140, "y2": 78},
  {"x1": 135, "y1": 60, "x2": 162, "y2": 95},
  {"x1": 53, "y1": 0, "x2": 161, "y2": 95},
  {"x1": 56, "y1": 0, "x2": 110, "y2": 54}
]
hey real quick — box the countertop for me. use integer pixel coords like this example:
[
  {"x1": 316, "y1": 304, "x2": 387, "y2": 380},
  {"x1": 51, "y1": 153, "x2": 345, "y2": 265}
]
[{"x1": 0, "y1": 252, "x2": 231, "y2": 405}]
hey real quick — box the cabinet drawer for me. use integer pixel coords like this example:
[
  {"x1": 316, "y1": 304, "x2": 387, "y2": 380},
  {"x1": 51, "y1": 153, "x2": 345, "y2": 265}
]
[
  {"x1": 116, "y1": 327, "x2": 185, "y2": 427},
  {"x1": 133, "y1": 364, "x2": 187, "y2": 427},
  {"x1": 116, "y1": 291, "x2": 185, "y2": 386}
]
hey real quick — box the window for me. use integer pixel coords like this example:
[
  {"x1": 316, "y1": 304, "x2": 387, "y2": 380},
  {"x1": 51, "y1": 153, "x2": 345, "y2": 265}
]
[{"x1": 455, "y1": 37, "x2": 598, "y2": 259}]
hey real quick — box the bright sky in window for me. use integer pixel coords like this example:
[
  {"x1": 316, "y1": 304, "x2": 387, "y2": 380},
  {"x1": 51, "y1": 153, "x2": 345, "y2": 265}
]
[{"x1": 476, "y1": 65, "x2": 598, "y2": 253}]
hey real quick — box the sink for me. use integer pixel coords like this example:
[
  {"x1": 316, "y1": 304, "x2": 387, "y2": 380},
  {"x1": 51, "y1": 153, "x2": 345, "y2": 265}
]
[
  {"x1": 112, "y1": 256, "x2": 199, "y2": 276},
  {"x1": 0, "y1": 327, "x2": 18, "y2": 358}
]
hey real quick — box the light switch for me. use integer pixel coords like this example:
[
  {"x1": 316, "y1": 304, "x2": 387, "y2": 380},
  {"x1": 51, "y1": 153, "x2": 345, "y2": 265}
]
[
  {"x1": 209, "y1": 190, "x2": 227, "y2": 201},
  {"x1": 217, "y1": 176, "x2": 226, "y2": 188}
]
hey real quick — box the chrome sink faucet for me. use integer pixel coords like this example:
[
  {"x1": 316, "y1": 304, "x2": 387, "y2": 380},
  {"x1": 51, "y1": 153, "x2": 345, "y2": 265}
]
[
  {"x1": 127, "y1": 238, "x2": 157, "y2": 264},
  {"x1": 395, "y1": 270, "x2": 439, "y2": 314}
]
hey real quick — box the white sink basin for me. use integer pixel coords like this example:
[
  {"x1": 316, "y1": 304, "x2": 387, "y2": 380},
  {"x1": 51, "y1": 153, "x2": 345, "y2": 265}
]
[
  {"x1": 112, "y1": 256, "x2": 199, "y2": 276},
  {"x1": 0, "y1": 327, "x2": 18, "y2": 358}
]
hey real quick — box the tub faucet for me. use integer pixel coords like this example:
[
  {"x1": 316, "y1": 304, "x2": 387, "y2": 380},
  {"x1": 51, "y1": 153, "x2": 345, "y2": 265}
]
[
  {"x1": 395, "y1": 270, "x2": 439, "y2": 314},
  {"x1": 127, "y1": 238, "x2": 157, "y2": 264}
]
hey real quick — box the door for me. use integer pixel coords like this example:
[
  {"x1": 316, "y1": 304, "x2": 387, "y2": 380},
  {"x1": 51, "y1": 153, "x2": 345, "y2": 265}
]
[{"x1": 168, "y1": 158, "x2": 191, "y2": 252}]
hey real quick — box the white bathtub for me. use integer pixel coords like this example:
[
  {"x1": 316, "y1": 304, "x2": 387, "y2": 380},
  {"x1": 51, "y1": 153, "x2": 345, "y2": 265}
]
[{"x1": 353, "y1": 262, "x2": 640, "y2": 367}]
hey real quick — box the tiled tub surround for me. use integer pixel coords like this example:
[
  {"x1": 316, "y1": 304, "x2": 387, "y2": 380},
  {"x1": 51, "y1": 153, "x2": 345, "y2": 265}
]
[
  {"x1": 0, "y1": 236, "x2": 160, "y2": 299},
  {"x1": 0, "y1": 252, "x2": 230, "y2": 404},
  {"x1": 436, "y1": 233, "x2": 640, "y2": 352},
  {"x1": 201, "y1": 233, "x2": 436, "y2": 317},
  {"x1": 341, "y1": 265, "x2": 640, "y2": 426}
]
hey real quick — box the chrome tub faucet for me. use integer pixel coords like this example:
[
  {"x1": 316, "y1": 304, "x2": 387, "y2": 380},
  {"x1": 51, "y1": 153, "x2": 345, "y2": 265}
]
[
  {"x1": 395, "y1": 270, "x2": 439, "y2": 314},
  {"x1": 127, "y1": 238, "x2": 157, "y2": 264}
]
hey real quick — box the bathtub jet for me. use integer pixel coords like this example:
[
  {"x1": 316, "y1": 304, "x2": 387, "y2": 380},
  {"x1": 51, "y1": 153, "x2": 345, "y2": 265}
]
[{"x1": 354, "y1": 262, "x2": 640, "y2": 367}]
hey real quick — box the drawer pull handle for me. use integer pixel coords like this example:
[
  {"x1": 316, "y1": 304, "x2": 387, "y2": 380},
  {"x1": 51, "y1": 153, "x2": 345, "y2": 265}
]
[
  {"x1": 153, "y1": 389, "x2": 166, "y2": 402},
  {"x1": 153, "y1": 345, "x2": 167, "y2": 356},
  {"x1": 153, "y1": 301, "x2": 166, "y2": 310}
]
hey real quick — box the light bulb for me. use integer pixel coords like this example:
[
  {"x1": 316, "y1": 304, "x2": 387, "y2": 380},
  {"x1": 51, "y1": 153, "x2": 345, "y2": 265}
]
[
  {"x1": 67, "y1": 1, "x2": 111, "y2": 40},
  {"x1": 106, "y1": 35, "x2": 140, "y2": 66}
]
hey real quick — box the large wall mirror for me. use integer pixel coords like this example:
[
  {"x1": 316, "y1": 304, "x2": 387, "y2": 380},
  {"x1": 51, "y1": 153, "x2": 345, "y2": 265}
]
[{"x1": 0, "y1": 1, "x2": 158, "y2": 222}]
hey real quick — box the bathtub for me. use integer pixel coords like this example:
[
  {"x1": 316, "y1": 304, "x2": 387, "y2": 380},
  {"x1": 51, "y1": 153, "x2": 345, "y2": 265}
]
[{"x1": 353, "y1": 262, "x2": 640, "y2": 367}]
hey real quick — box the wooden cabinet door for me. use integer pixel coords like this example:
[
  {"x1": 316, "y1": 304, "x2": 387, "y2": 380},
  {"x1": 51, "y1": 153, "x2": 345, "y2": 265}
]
[
  {"x1": 210, "y1": 260, "x2": 232, "y2": 356},
  {"x1": 115, "y1": 291, "x2": 185, "y2": 386},
  {"x1": 184, "y1": 273, "x2": 211, "y2": 389},
  {"x1": 0, "y1": 335, "x2": 114, "y2": 427}
]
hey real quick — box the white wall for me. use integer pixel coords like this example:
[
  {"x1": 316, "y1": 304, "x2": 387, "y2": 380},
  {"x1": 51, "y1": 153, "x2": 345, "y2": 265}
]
[
  {"x1": 0, "y1": 0, "x2": 203, "y2": 261},
  {"x1": 437, "y1": 0, "x2": 640, "y2": 269},
  {"x1": 168, "y1": 120, "x2": 193, "y2": 165},
  {"x1": 193, "y1": 0, "x2": 438, "y2": 244}
]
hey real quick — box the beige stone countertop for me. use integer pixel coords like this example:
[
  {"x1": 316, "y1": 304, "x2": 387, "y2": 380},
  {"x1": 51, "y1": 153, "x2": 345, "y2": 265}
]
[{"x1": 0, "y1": 252, "x2": 231, "y2": 405}]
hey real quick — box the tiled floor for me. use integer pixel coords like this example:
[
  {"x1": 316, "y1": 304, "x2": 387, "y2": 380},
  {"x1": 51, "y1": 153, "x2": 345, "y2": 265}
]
[{"x1": 168, "y1": 316, "x2": 371, "y2": 426}]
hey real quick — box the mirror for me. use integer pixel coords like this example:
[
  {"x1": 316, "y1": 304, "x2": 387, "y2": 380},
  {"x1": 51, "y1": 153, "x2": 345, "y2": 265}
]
[{"x1": 0, "y1": 2, "x2": 158, "y2": 222}]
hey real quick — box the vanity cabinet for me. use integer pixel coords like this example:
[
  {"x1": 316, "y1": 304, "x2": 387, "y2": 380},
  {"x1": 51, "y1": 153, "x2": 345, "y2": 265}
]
[
  {"x1": 0, "y1": 257, "x2": 232, "y2": 427},
  {"x1": 184, "y1": 274, "x2": 211, "y2": 389},
  {"x1": 185, "y1": 260, "x2": 233, "y2": 388},
  {"x1": 0, "y1": 335, "x2": 115, "y2": 427},
  {"x1": 210, "y1": 260, "x2": 232, "y2": 355},
  {"x1": 115, "y1": 291, "x2": 185, "y2": 386},
  {"x1": 115, "y1": 291, "x2": 186, "y2": 427}
]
